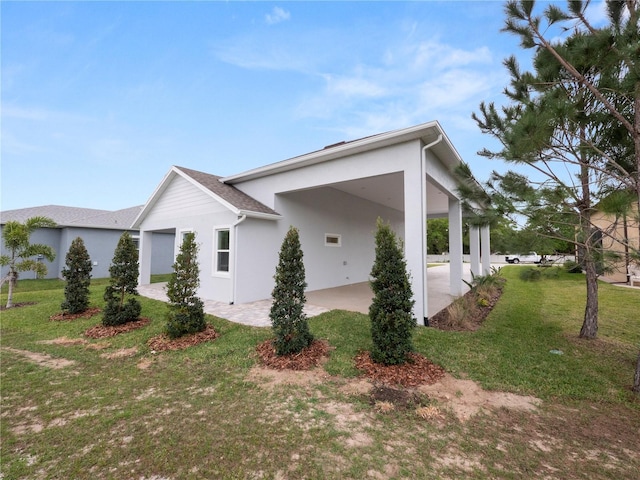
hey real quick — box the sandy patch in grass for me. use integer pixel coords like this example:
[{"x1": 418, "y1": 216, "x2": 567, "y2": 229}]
[
  {"x1": 246, "y1": 365, "x2": 331, "y2": 388},
  {"x1": 248, "y1": 367, "x2": 540, "y2": 423},
  {"x1": 418, "y1": 373, "x2": 541, "y2": 421},
  {"x1": 2, "y1": 347, "x2": 76, "y2": 370},
  {"x1": 100, "y1": 347, "x2": 138, "y2": 359},
  {"x1": 38, "y1": 337, "x2": 88, "y2": 347}
]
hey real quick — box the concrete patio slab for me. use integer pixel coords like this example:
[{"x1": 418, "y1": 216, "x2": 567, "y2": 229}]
[{"x1": 138, "y1": 263, "x2": 476, "y2": 328}]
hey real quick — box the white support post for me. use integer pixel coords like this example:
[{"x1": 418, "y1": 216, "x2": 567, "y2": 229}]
[
  {"x1": 469, "y1": 225, "x2": 481, "y2": 277},
  {"x1": 481, "y1": 225, "x2": 491, "y2": 275},
  {"x1": 138, "y1": 230, "x2": 153, "y2": 286},
  {"x1": 404, "y1": 167, "x2": 428, "y2": 325},
  {"x1": 448, "y1": 198, "x2": 464, "y2": 296}
]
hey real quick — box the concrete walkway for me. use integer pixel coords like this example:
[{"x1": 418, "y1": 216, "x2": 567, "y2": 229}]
[{"x1": 137, "y1": 263, "x2": 474, "y2": 328}]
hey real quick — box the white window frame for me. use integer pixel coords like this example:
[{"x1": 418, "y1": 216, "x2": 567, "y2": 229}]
[
  {"x1": 324, "y1": 233, "x2": 342, "y2": 247},
  {"x1": 213, "y1": 226, "x2": 231, "y2": 277}
]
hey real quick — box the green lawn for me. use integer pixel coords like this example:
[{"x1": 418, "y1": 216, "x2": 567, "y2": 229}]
[{"x1": 1, "y1": 268, "x2": 639, "y2": 479}]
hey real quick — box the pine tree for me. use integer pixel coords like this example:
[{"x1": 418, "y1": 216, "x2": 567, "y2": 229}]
[
  {"x1": 61, "y1": 237, "x2": 92, "y2": 314},
  {"x1": 165, "y1": 232, "x2": 205, "y2": 339},
  {"x1": 369, "y1": 218, "x2": 415, "y2": 365},
  {"x1": 269, "y1": 226, "x2": 313, "y2": 356},
  {"x1": 102, "y1": 232, "x2": 141, "y2": 326}
]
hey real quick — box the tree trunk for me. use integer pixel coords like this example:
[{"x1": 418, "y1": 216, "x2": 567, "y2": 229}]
[
  {"x1": 6, "y1": 270, "x2": 17, "y2": 309},
  {"x1": 633, "y1": 350, "x2": 640, "y2": 394},
  {"x1": 580, "y1": 255, "x2": 599, "y2": 339}
]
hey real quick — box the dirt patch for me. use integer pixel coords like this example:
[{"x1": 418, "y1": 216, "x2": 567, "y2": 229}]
[
  {"x1": 354, "y1": 351, "x2": 446, "y2": 387},
  {"x1": 2, "y1": 347, "x2": 76, "y2": 370},
  {"x1": 418, "y1": 373, "x2": 541, "y2": 421},
  {"x1": 247, "y1": 365, "x2": 331, "y2": 389},
  {"x1": 84, "y1": 317, "x2": 151, "y2": 339},
  {"x1": 369, "y1": 384, "x2": 429, "y2": 410},
  {"x1": 147, "y1": 324, "x2": 219, "y2": 352},
  {"x1": 38, "y1": 337, "x2": 89, "y2": 347},
  {"x1": 50, "y1": 307, "x2": 101, "y2": 321},
  {"x1": 256, "y1": 339, "x2": 332, "y2": 370},
  {"x1": 100, "y1": 347, "x2": 139, "y2": 359}
]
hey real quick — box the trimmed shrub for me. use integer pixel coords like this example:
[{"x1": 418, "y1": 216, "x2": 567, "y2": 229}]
[
  {"x1": 165, "y1": 232, "x2": 206, "y2": 339},
  {"x1": 61, "y1": 237, "x2": 92, "y2": 314},
  {"x1": 102, "y1": 232, "x2": 141, "y2": 326},
  {"x1": 270, "y1": 226, "x2": 313, "y2": 356},
  {"x1": 564, "y1": 260, "x2": 582, "y2": 273},
  {"x1": 519, "y1": 267, "x2": 542, "y2": 282},
  {"x1": 369, "y1": 218, "x2": 415, "y2": 365}
]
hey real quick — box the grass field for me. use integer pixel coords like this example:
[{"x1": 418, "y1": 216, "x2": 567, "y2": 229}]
[{"x1": 1, "y1": 268, "x2": 639, "y2": 479}]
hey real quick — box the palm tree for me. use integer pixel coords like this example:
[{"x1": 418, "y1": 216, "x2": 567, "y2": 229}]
[{"x1": 1, "y1": 216, "x2": 57, "y2": 308}]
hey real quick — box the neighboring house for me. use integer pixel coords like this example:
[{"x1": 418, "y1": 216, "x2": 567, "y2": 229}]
[
  {"x1": 591, "y1": 201, "x2": 640, "y2": 284},
  {"x1": 0, "y1": 205, "x2": 174, "y2": 280},
  {"x1": 134, "y1": 122, "x2": 491, "y2": 323}
]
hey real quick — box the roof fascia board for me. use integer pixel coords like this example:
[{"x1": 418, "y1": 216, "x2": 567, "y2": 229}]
[
  {"x1": 132, "y1": 167, "x2": 177, "y2": 228},
  {"x1": 222, "y1": 121, "x2": 442, "y2": 184},
  {"x1": 238, "y1": 210, "x2": 281, "y2": 221}
]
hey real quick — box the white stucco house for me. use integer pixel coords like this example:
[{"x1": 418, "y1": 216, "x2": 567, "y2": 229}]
[{"x1": 133, "y1": 122, "x2": 491, "y2": 324}]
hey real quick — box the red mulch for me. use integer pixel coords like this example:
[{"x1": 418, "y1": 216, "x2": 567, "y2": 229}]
[
  {"x1": 50, "y1": 307, "x2": 102, "y2": 321},
  {"x1": 354, "y1": 351, "x2": 446, "y2": 387},
  {"x1": 84, "y1": 317, "x2": 151, "y2": 339},
  {"x1": 147, "y1": 324, "x2": 219, "y2": 352},
  {"x1": 256, "y1": 339, "x2": 332, "y2": 371}
]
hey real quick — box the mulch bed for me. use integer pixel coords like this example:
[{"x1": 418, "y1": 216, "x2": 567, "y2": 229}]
[
  {"x1": 428, "y1": 287, "x2": 503, "y2": 331},
  {"x1": 256, "y1": 339, "x2": 332, "y2": 371},
  {"x1": 84, "y1": 317, "x2": 152, "y2": 339},
  {"x1": 355, "y1": 351, "x2": 446, "y2": 387},
  {"x1": 50, "y1": 307, "x2": 102, "y2": 321},
  {"x1": 147, "y1": 324, "x2": 219, "y2": 352}
]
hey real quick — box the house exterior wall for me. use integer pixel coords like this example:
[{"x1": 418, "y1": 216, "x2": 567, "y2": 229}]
[
  {"x1": 276, "y1": 187, "x2": 404, "y2": 290},
  {"x1": 0, "y1": 227, "x2": 61, "y2": 280},
  {"x1": 137, "y1": 174, "x2": 238, "y2": 303},
  {"x1": 592, "y1": 203, "x2": 640, "y2": 283},
  {"x1": 232, "y1": 141, "x2": 420, "y2": 210},
  {"x1": 0, "y1": 225, "x2": 174, "y2": 281}
]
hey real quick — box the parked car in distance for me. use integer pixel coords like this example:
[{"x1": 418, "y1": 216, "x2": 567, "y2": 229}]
[{"x1": 505, "y1": 252, "x2": 541, "y2": 264}]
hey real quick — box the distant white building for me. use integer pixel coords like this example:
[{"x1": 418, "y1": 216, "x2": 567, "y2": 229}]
[{"x1": 133, "y1": 122, "x2": 491, "y2": 323}]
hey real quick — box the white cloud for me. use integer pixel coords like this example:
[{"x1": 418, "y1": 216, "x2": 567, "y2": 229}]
[{"x1": 265, "y1": 7, "x2": 291, "y2": 25}]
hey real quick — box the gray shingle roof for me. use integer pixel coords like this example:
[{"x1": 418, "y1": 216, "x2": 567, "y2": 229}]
[
  {"x1": 175, "y1": 166, "x2": 279, "y2": 216},
  {"x1": 0, "y1": 205, "x2": 142, "y2": 229}
]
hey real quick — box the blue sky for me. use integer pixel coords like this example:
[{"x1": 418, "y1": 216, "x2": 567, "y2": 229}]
[{"x1": 1, "y1": 1, "x2": 607, "y2": 212}]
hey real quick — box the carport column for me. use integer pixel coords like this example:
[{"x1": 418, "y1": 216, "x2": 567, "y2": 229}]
[
  {"x1": 403, "y1": 167, "x2": 427, "y2": 325},
  {"x1": 469, "y1": 225, "x2": 481, "y2": 277},
  {"x1": 138, "y1": 230, "x2": 152, "y2": 286},
  {"x1": 481, "y1": 225, "x2": 491, "y2": 275},
  {"x1": 448, "y1": 198, "x2": 464, "y2": 296}
]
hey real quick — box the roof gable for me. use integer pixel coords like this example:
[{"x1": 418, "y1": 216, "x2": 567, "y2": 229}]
[{"x1": 132, "y1": 166, "x2": 279, "y2": 228}]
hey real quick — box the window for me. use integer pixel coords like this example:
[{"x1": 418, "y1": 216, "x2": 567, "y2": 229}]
[
  {"x1": 215, "y1": 228, "x2": 230, "y2": 273},
  {"x1": 325, "y1": 233, "x2": 342, "y2": 247}
]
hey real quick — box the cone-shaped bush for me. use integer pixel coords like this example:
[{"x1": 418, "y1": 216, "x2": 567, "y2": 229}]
[
  {"x1": 270, "y1": 226, "x2": 313, "y2": 356},
  {"x1": 369, "y1": 218, "x2": 415, "y2": 365},
  {"x1": 165, "y1": 232, "x2": 205, "y2": 339},
  {"x1": 61, "y1": 237, "x2": 93, "y2": 314},
  {"x1": 102, "y1": 232, "x2": 141, "y2": 326}
]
